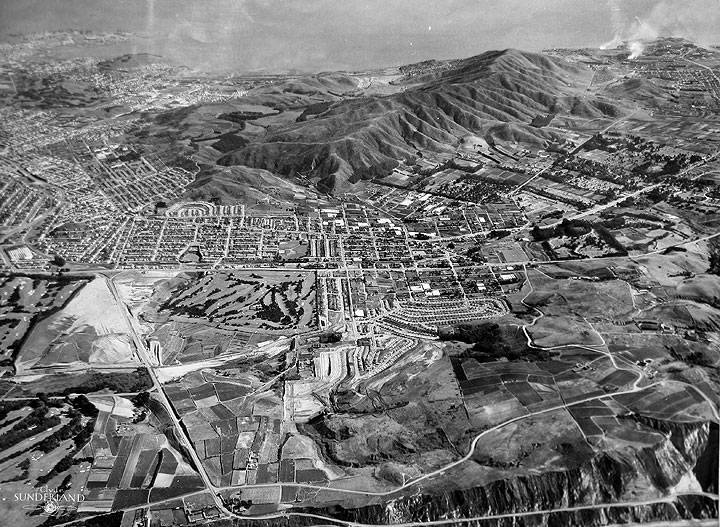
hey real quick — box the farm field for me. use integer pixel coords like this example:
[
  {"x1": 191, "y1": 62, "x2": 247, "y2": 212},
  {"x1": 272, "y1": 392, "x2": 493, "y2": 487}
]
[
  {"x1": 164, "y1": 366, "x2": 290, "y2": 489},
  {"x1": 79, "y1": 395, "x2": 204, "y2": 513}
]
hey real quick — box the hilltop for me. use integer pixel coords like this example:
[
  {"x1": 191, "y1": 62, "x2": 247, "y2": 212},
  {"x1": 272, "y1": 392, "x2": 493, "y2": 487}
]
[{"x1": 216, "y1": 48, "x2": 624, "y2": 193}]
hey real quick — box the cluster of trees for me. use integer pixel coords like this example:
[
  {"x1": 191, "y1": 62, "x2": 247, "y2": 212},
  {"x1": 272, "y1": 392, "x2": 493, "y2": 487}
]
[
  {"x1": 487, "y1": 229, "x2": 512, "y2": 239},
  {"x1": 255, "y1": 291, "x2": 293, "y2": 325},
  {"x1": 36, "y1": 397, "x2": 98, "y2": 486},
  {"x1": 0, "y1": 402, "x2": 60, "y2": 452},
  {"x1": 440, "y1": 322, "x2": 547, "y2": 363},
  {"x1": 709, "y1": 241, "x2": 720, "y2": 276},
  {"x1": 0, "y1": 394, "x2": 99, "y2": 477},
  {"x1": 531, "y1": 218, "x2": 592, "y2": 241},
  {"x1": 36, "y1": 454, "x2": 76, "y2": 486},
  {"x1": 71, "y1": 394, "x2": 99, "y2": 417},
  {"x1": 531, "y1": 219, "x2": 627, "y2": 255},
  {"x1": 132, "y1": 391, "x2": 151, "y2": 407},
  {"x1": 131, "y1": 391, "x2": 150, "y2": 423},
  {"x1": 36, "y1": 411, "x2": 83, "y2": 453},
  {"x1": 48, "y1": 368, "x2": 152, "y2": 396},
  {"x1": 633, "y1": 152, "x2": 702, "y2": 178},
  {"x1": 593, "y1": 223, "x2": 627, "y2": 254},
  {"x1": 319, "y1": 332, "x2": 342, "y2": 344},
  {"x1": 0, "y1": 456, "x2": 31, "y2": 484},
  {"x1": 0, "y1": 399, "x2": 30, "y2": 422}
]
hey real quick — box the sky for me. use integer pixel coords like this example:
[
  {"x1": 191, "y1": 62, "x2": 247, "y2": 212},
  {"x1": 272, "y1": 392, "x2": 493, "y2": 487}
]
[{"x1": 1, "y1": 0, "x2": 719, "y2": 72}]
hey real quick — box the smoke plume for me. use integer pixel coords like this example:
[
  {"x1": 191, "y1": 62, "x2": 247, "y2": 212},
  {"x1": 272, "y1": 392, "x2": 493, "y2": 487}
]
[{"x1": 600, "y1": 0, "x2": 719, "y2": 58}]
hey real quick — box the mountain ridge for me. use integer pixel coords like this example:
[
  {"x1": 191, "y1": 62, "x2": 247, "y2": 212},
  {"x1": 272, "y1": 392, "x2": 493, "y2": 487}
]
[{"x1": 217, "y1": 48, "x2": 625, "y2": 193}]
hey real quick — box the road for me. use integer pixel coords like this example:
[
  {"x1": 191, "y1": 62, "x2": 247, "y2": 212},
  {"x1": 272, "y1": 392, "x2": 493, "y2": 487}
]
[
  {"x1": 543, "y1": 151, "x2": 720, "y2": 229},
  {"x1": 683, "y1": 56, "x2": 720, "y2": 90},
  {"x1": 69, "y1": 491, "x2": 717, "y2": 527},
  {"x1": 471, "y1": 230, "x2": 720, "y2": 271},
  {"x1": 519, "y1": 264, "x2": 646, "y2": 390},
  {"x1": 17, "y1": 234, "x2": 716, "y2": 523},
  {"x1": 104, "y1": 274, "x2": 234, "y2": 516},
  {"x1": 510, "y1": 108, "x2": 639, "y2": 195},
  {"x1": 90, "y1": 273, "x2": 713, "y2": 518},
  {"x1": 297, "y1": 493, "x2": 719, "y2": 527},
  {"x1": 7, "y1": 264, "x2": 713, "y2": 527},
  {"x1": 9, "y1": 220, "x2": 718, "y2": 287},
  {"x1": 217, "y1": 381, "x2": 667, "y2": 501}
]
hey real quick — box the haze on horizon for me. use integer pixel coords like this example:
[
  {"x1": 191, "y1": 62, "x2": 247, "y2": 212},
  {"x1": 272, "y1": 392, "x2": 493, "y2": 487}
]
[{"x1": 1, "y1": 0, "x2": 719, "y2": 73}]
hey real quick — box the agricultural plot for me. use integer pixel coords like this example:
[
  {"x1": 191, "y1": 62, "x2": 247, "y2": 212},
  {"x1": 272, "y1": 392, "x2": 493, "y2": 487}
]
[
  {"x1": 455, "y1": 350, "x2": 644, "y2": 431},
  {"x1": 164, "y1": 371, "x2": 285, "y2": 487},
  {"x1": 613, "y1": 382, "x2": 716, "y2": 423},
  {"x1": 81, "y1": 395, "x2": 203, "y2": 513},
  {"x1": 457, "y1": 360, "x2": 563, "y2": 428}
]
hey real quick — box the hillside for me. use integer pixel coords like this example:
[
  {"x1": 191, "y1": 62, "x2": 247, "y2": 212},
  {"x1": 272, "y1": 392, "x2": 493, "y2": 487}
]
[{"x1": 217, "y1": 49, "x2": 626, "y2": 193}]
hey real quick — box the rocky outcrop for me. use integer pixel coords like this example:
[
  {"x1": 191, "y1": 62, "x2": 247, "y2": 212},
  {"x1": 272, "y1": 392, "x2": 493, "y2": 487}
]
[
  {"x1": 234, "y1": 498, "x2": 716, "y2": 527},
  {"x1": 631, "y1": 415, "x2": 718, "y2": 492},
  {"x1": 235, "y1": 419, "x2": 717, "y2": 526}
]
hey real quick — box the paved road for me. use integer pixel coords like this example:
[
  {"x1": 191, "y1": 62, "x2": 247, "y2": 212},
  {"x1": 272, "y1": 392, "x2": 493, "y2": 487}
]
[
  {"x1": 82, "y1": 275, "x2": 704, "y2": 515},
  {"x1": 104, "y1": 274, "x2": 234, "y2": 516},
  {"x1": 519, "y1": 265, "x2": 646, "y2": 390},
  {"x1": 51, "y1": 490, "x2": 720, "y2": 527},
  {"x1": 475, "y1": 230, "x2": 720, "y2": 270},
  {"x1": 8, "y1": 234, "x2": 717, "y2": 522},
  {"x1": 510, "y1": 108, "x2": 639, "y2": 196},
  {"x1": 222, "y1": 492, "x2": 719, "y2": 527},
  {"x1": 220, "y1": 381, "x2": 667, "y2": 500},
  {"x1": 50, "y1": 489, "x2": 210, "y2": 527}
]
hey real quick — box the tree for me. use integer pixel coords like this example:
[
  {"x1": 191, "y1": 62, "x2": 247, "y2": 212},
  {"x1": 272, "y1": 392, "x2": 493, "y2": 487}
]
[
  {"x1": 72, "y1": 395, "x2": 99, "y2": 417},
  {"x1": 132, "y1": 391, "x2": 151, "y2": 408},
  {"x1": 709, "y1": 241, "x2": 720, "y2": 276}
]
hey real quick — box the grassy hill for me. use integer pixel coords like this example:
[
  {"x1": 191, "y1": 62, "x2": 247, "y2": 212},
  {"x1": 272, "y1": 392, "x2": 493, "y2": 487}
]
[{"x1": 216, "y1": 49, "x2": 625, "y2": 193}]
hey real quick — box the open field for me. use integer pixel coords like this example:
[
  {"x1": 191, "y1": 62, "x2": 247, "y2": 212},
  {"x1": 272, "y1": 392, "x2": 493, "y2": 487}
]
[
  {"x1": 140, "y1": 271, "x2": 316, "y2": 364},
  {"x1": 15, "y1": 277, "x2": 138, "y2": 373},
  {"x1": 0, "y1": 274, "x2": 88, "y2": 367}
]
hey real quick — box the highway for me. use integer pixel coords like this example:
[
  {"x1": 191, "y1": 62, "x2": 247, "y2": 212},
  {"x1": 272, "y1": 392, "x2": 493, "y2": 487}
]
[
  {"x1": 11, "y1": 228, "x2": 716, "y2": 523},
  {"x1": 73, "y1": 271, "x2": 717, "y2": 526},
  {"x1": 104, "y1": 274, "x2": 235, "y2": 517}
]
